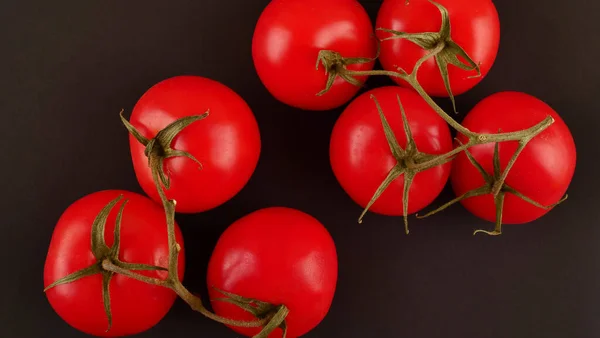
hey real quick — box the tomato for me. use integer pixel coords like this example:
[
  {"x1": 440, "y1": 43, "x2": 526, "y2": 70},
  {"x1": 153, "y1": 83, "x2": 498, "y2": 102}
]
[
  {"x1": 43, "y1": 190, "x2": 185, "y2": 336},
  {"x1": 376, "y1": 0, "x2": 500, "y2": 97},
  {"x1": 452, "y1": 91, "x2": 576, "y2": 224},
  {"x1": 207, "y1": 207, "x2": 338, "y2": 338},
  {"x1": 330, "y1": 86, "x2": 453, "y2": 217},
  {"x1": 126, "y1": 75, "x2": 261, "y2": 213},
  {"x1": 252, "y1": 0, "x2": 377, "y2": 111}
]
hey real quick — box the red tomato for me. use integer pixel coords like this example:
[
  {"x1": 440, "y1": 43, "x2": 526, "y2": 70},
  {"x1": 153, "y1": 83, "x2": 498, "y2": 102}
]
[
  {"x1": 252, "y1": 0, "x2": 377, "y2": 111},
  {"x1": 44, "y1": 190, "x2": 185, "y2": 336},
  {"x1": 330, "y1": 86, "x2": 453, "y2": 216},
  {"x1": 127, "y1": 75, "x2": 261, "y2": 213},
  {"x1": 207, "y1": 207, "x2": 338, "y2": 338},
  {"x1": 452, "y1": 92, "x2": 576, "y2": 224},
  {"x1": 376, "y1": 0, "x2": 500, "y2": 97}
]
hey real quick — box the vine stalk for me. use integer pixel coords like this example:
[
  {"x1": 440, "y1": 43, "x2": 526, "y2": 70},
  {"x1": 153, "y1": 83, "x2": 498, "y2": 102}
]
[{"x1": 115, "y1": 115, "x2": 289, "y2": 337}]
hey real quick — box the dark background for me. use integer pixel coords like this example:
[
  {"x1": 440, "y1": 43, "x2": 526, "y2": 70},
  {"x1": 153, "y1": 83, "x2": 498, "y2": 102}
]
[{"x1": 2, "y1": 0, "x2": 599, "y2": 337}]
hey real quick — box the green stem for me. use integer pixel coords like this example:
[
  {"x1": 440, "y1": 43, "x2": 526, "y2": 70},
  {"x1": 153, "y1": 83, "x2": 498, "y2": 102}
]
[
  {"x1": 101, "y1": 259, "x2": 268, "y2": 328},
  {"x1": 410, "y1": 140, "x2": 470, "y2": 171},
  {"x1": 491, "y1": 140, "x2": 527, "y2": 197},
  {"x1": 345, "y1": 48, "x2": 556, "y2": 145},
  {"x1": 147, "y1": 154, "x2": 269, "y2": 328},
  {"x1": 405, "y1": 75, "x2": 472, "y2": 135},
  {"x1": 102, "y1": 259, "x2": 169, "y2": 287}
]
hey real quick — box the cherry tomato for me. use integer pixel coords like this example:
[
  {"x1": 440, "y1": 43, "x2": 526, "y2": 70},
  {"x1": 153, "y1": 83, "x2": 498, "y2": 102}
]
[
  {"x1": 43, "y1": 190, "x2": 185, "y2": 336},
  {"x1": 376, "y1": 0, "x2": 500, "y2": 97},
  {"x1": 330, "y1": 86, "x2": 453, "y2": 216},
  {"x1": 252, "y1": 0, "x2": 377, "y2": 111},
  {"x1": 207, "y1": 207, "x2": 338, "y2": 338},
  {"x1": 453, "y1": 91, "x2": 576, "y2": 224},
  {"x1": 127, "y1": 75, "x2": 261, "y2": 213}
]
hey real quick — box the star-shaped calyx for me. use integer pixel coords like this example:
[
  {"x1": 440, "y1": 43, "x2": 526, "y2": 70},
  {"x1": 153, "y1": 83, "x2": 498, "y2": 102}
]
[
  {"x1": 358, "y1": 94, "x2": 454, "y2": 234},
  {"x1": 377, "y1": 0, "x2": 481, "y2": 113},
  {"x1": 417, "y1": 140, "x2": 568, "y2": 235},
  {"x1": 315, "y1": 39, "x2": 381, "y2": 96},
  {"x1": 44, "y1": 195, "x2": 167, "y2": 332},
  {"x1": 120, "y1": 110, "x2": 209, "y2": 190}
]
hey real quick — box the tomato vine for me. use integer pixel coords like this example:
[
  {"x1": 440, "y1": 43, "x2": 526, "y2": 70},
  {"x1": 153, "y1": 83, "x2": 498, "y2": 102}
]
[
  {"x1": 318, "y1": 0, "x2": 567, "y2": 235},
  {"x1": 114, "y1": 113, "x2": 289, "y2": 337},
  {"x1": 44, "y1": 1, "x2": 572, "y2": 337}
]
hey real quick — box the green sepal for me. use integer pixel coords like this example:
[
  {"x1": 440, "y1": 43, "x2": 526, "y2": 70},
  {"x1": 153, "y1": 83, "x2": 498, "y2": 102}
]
[
  {"x1": 211, "y1": 287, "x2": 289, "y2": 338},
  {"x1": 44, "y1": 263, "x2": 102, "y2": 292},
  {"x1": 358, "y1": 95, "x2": 432, "y2": 234},
  {"x1": 253, "y1": 305, "x2": 289, "y2": 338},
  {"x1": 102, "y1": 271, "x2": 114, "y2": 331},
  {"x1": 377, "y1": 0, "x2": 481, "y2": 113},
  {"x1": 120, "y1": 110, "x2": 209, "y2": 190},
  {"x1": 108, "y1": 198, "x2": 127, "y2": 258},
  {"x1": 212, "y1": 287, "x2": 274, "y2": 319},
  {"x1": 358, "y1": 164, "x2": 405, "y2": 224},
  {"x1": 91, "y1": 195, "x2": 123, "y2": 260}
]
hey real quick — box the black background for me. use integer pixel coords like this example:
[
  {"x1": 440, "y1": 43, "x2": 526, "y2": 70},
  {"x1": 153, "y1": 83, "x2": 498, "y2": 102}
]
[{"x1": 2, "y1": 0, "x2": 599, "y2": 337}]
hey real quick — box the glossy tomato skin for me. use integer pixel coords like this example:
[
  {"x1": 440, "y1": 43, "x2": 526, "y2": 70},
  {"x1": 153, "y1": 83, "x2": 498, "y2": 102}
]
[
  {"x1": 43, "y1": 190, "x2": 185, "y2": 337},
  {"x1": 330, "y1": 86, "x2": 453, "y2": 216},
  {"x1": 376, "y1": 0, "x2": 500, "y2": 96},
  {"x1": 129, "y1": 75, "x2": 261, "y2": 213},
  {"x1": 207, "y1": 207, "x2": 338, "y2": 338},
  {"x1": 252, "y1": 0, "x2": 377, "y2": 111},
  {"x1": 453, "y1": 92, "x2": 576, "y2": 223}
]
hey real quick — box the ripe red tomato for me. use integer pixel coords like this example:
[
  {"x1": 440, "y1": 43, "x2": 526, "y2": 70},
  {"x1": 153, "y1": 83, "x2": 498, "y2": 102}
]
[
  {"x1": 330, "y1": 86, "x2": 453, "y2": 217},
  {"x1": 207, "y1": 207, "x2": 338, "y2": 338},
  {"x1": 376, "y1": 0, "x2": 500, "y2": 97},
  {"x1": 252, "y1": 0, "x2": 377, "y2": 111},
  {"x1": 43, "y1": 190, "x2": 185, "y2": 336},
  {"x1": 127, "y1": 75, "x2": 261, "y2": 213},
  {"x1": 452, "y1": 92, "x2": 576, "y2": 224}
]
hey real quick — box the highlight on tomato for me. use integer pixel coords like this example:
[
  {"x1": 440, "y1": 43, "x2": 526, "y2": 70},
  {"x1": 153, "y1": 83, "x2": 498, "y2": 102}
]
[
  {"x1": 252, "y1": 0, "x2": 378, "y2": 111},
  {"x1": 120, "y1": 75, "x2": 261, "y2": 214},
  {"x1": 376, "y1": 0, "x2": 500, "y2": 108},
  {"x1": 329, "y1": 86, "x2": 453, "y2": 233},
  {"x1": 207, "y1": 207, "x2": 338, "y2": 338},
  {"x1": 43, "y1": 190, "x2": 185, "y2": 337}
]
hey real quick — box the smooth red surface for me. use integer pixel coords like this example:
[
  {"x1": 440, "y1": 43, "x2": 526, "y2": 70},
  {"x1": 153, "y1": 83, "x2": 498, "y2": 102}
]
[
  {"x1": 376, "y1": 0, "x2": 500, "y2": 97},
  {"x1": 207, "y1": 207, "x2": 338, "y2": 338},
  {"x1": 128, "y1": 75, "x2": 261, "y2": 213},
  {"x1": 330, "y1": 86, "x2": 453, "y2": 216},
  {"x1": 453, "y1": 92, "x2": 577, "y2": 224},
  {"x1": 43, "y1": 190, "x2": 185, "y2": 337},
  {"x1": 252, "y1": 0, "x2": 377, "y2": 111}
]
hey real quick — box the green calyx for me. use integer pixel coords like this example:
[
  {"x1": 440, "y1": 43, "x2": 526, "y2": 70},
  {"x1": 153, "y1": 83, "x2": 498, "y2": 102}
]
[
  {"x1": 212, "y1": 287, "x2": 289, "y2": 338},
  {"x1": 315, "y1": 38, "x2": 380, "y2": 96},
  {"x1": 377, "y1": 0, "x2": 481, "y2": 113},
  {"x1": 119, "y1": 110, "x2": 209, "y2": 190},
  {"x1": 417, "y1": 140, "x2": 568, "y2": 236},
  {"x1": 44, "y1": 195, "x2": 168, "y2": 332},
  {"x1": 357, "y1": 94, "x2": 455, "y2": 234}
]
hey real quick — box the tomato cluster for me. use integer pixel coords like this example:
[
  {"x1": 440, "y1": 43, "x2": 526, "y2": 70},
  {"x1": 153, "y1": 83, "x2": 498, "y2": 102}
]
[{"x1": 43, "y1": 0, "x2": 576, "y2": 337}]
